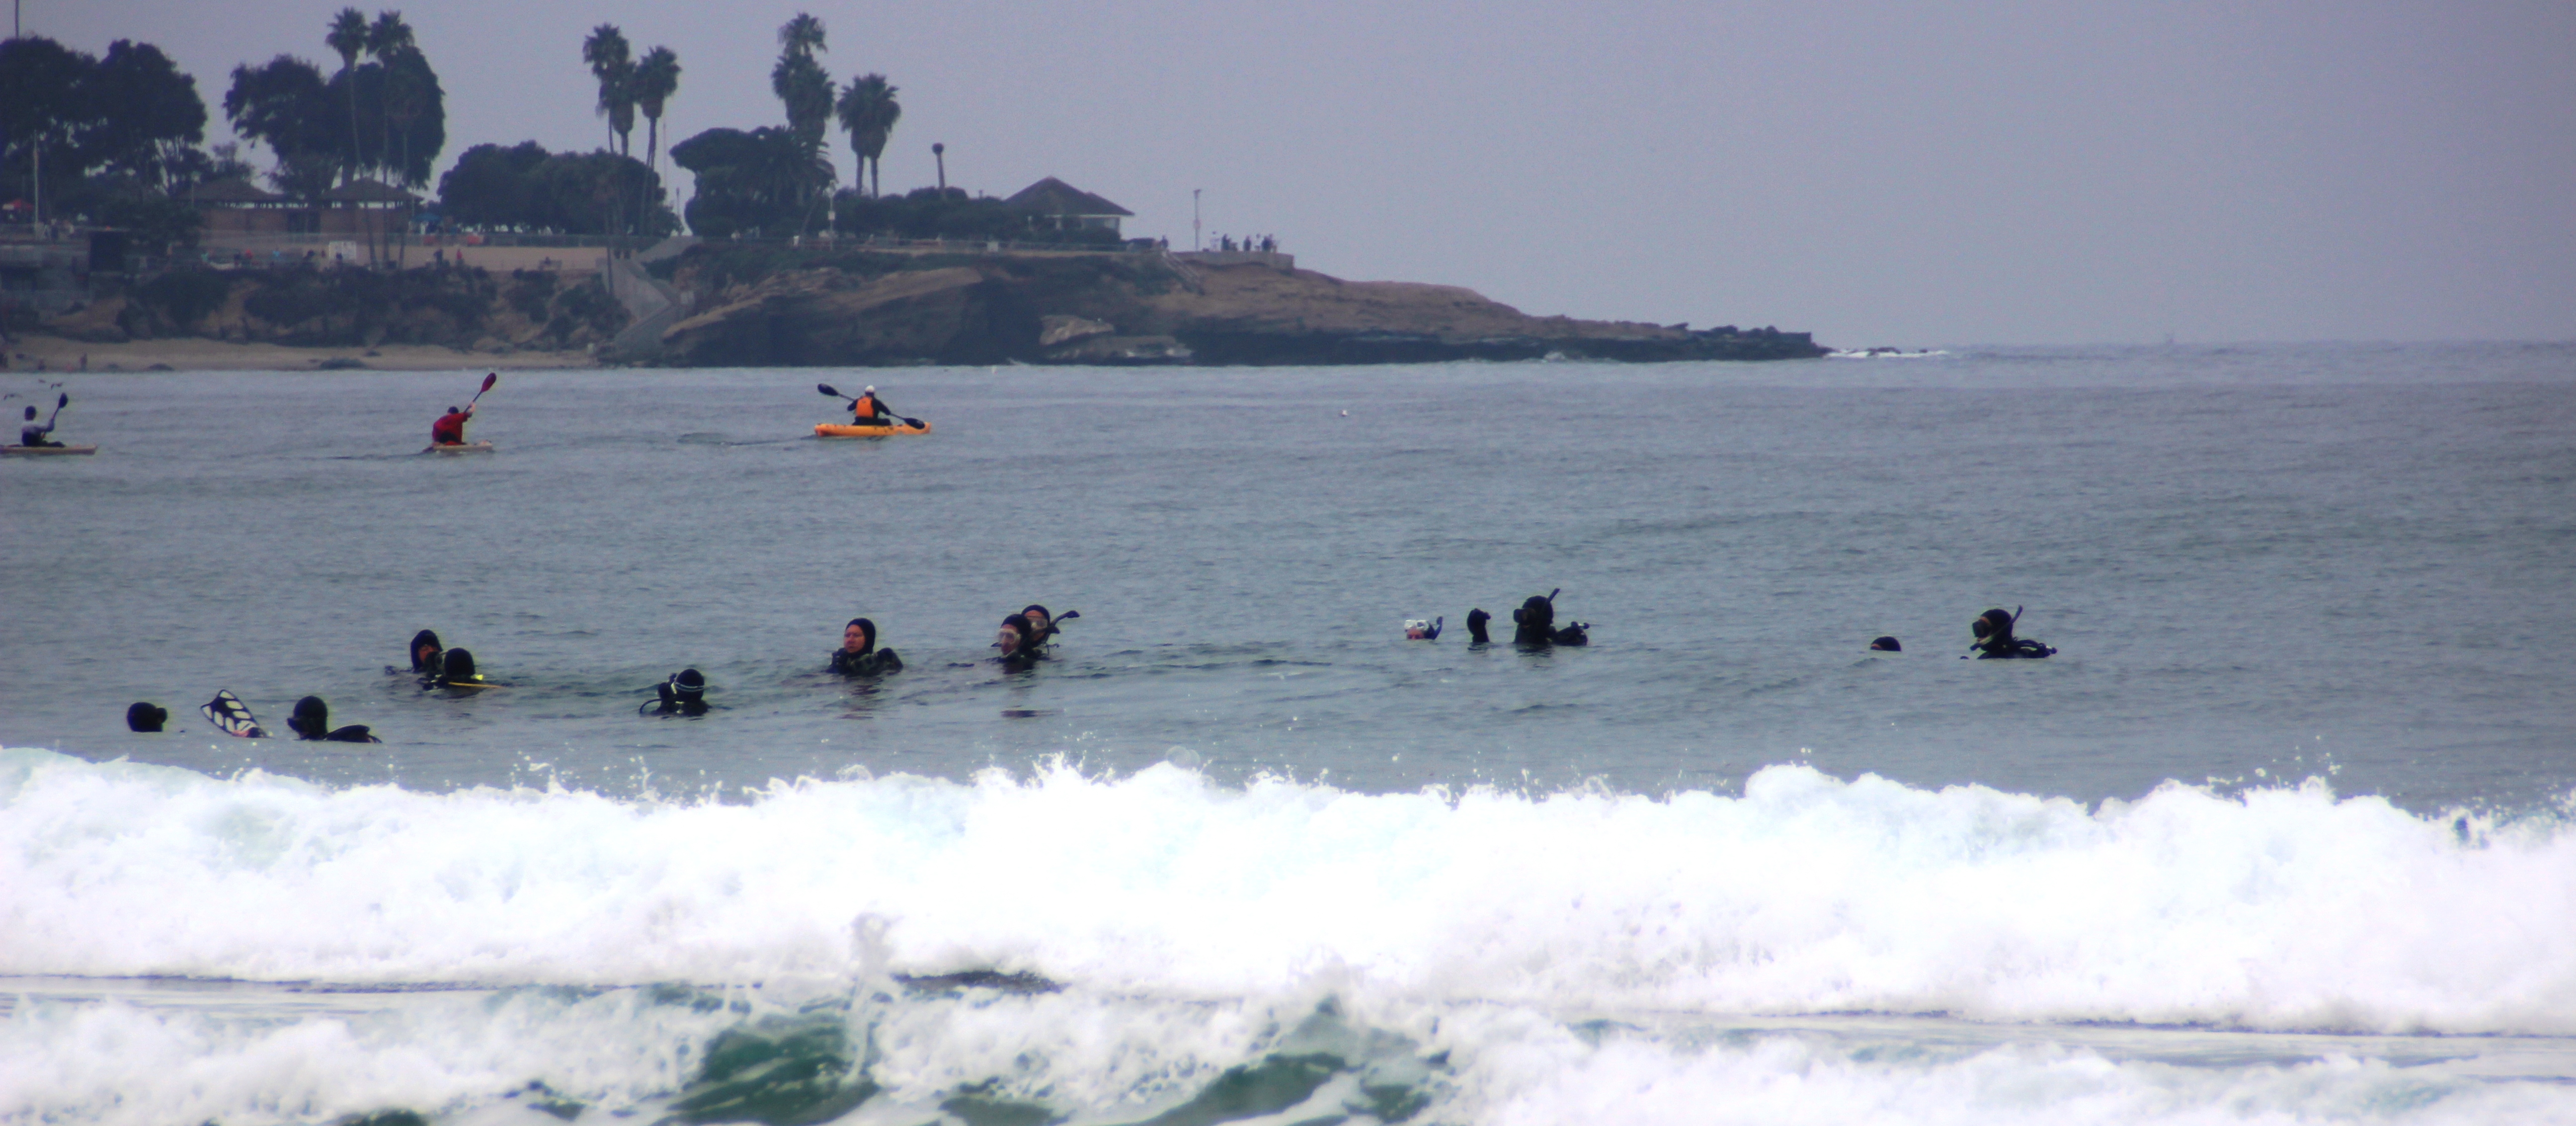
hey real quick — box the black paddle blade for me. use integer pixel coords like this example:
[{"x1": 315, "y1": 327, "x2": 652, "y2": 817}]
[
  {"x1": 481, "y1": 373, "x2": 498, "y2": 393},
  {"x1": 57, "y1": 393, "x2": 68, "y2": 407},
  {"x1": 817, "y1": 383, "x2": 842, "y2": 398}
]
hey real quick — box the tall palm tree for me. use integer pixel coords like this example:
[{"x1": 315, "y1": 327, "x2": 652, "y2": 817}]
[
  {"x1": 366, "y1": 12, "x2": 414, "y2": 180},
  {"x1": 769, "y1": 15, "x2": 832, "y2": 155},
  {"x1": 582, "y1": 24, "x2": 636, "y2": 156},
  {"x1": 778, "y1": 13, "x2": 825, "y2": 60},
  {"x1": 633, "y1": 46, "x2": 681, "y2": 174},
  {"x1": 833, "y1": 75, "x2": 900, "y2": 199},
  {"x1": 325, "y1": 7, "x2": 369, "y2": 185}
]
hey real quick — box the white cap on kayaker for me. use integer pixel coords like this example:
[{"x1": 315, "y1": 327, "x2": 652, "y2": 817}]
[{"x1": 864, "y1": 386, "x2": 875, "y2": 394}]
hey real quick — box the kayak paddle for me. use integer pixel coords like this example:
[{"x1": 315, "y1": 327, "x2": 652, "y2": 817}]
[
  {"x1": 470, "y1": 372, "x2": 497, "y2": 406},
  {"x1": 47, "y1": 392, "x2": 66, "y2": 426}
]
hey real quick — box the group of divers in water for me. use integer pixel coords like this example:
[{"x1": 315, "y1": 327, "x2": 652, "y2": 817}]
[{"x1": 116, "y1": 593, "x2": 2055, "y2": 740}]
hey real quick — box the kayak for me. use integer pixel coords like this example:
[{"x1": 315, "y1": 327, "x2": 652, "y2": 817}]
[
  {"x1": 815, "y1": 421, "x2": 932, "y2": 439},
  {"x1": 2, "y1": 445, "x2": 97, "y2": 456},
  {"x1": 423, "y1": 441, "x2": 495, "y2": 455}
]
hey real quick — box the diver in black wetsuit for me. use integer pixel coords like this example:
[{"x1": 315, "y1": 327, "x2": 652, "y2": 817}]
[
  {"x1": 645, "y1": 668, "x2": 711, "y2": 715},
  {"x1": 831, "y1": 618, "x2": 903, "y2": 676},
  {"x1": 993, "y1": 614, "x2": 1040, "y2": 669},
  {"x1": 126, "y1": 702, "x2": 168, "y2": 732},
  {"x1": 1465, "y1": 609, "x2": 1493, "y2": 644},
  {"x1": 408, "y1": 630, "x2": 443, "y2": 673},
  {"x1": 434, "y1": 647, "x2": 496, "y2": 688},
  {"x1": 1969, "y1": 607, "x2": 2055, "y2": 659},
  {"x1": 1510, "y1": 590, "x2": 1590, "y2": 646},
  {"x1": 1869, "y1": 636, "x2": 1903, "y2": 652},
  {"x1": 288, "y1": 696, "x2": 382, "y2": 742}
]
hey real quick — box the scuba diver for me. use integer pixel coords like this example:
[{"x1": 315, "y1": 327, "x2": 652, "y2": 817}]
[
  {"x1": 1464, "y1": 608, "x2": 1493, "y2": 644},
  {"x1": 287, "y1": 696, "x2": 382, "y2": 742},
  {"x1": 1968, "y1": 607, "x2": 2056, "y2": 659},
  {"x1": 19, "y1": 402, "x2": 64, "y2": 447},
  {"x1": 126, "y1": 702, "x2": 168, "y2": 732},
  {"x1": 398, "y1": 630, "x2": 444, "y2": 678},
  {"x1": 643, "y1": 668, "x2": 710, "y2": 716},
  {"x1": 851, "y1": 385, "x2": 895, "y2": 424},
  {"x1": 993, "y1": 614, "x2": 1039, "y2": 668},
  {"x1": 831, "y1": 618, "x2": 904, "y2": 676},
  {"x1": 1017, "y1": 605, "x2": 1079, "y2": 652},
  {"x1": 429, "y1": 403, "x2": 476, "y2": 446},
  {"x1": 1405, "y1": 617, "x2": 1444, "y2": 640},
  {"x1": 1869, "y1": 636, "x2": 1903, "y2": 652},
  {"x1": 434, "y1": 647, "x2": 498, "y2": 689},
  {"x1": 1510, "y1": 590, "x2": 1590, "y2": 646}
]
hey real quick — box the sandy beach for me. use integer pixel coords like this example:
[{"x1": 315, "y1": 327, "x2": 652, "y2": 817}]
[{"x1": 3, "y1": 333, "x2": 600, "y2": 374}]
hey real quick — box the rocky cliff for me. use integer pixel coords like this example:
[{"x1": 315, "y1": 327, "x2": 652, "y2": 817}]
[{"x1": 647, "y1": 247, "x2": 1824, "y2": 367}]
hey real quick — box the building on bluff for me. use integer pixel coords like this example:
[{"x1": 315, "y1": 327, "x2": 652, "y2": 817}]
[{"x1": 1004, "y1": 177, "x2": 1134, "y2": 238}]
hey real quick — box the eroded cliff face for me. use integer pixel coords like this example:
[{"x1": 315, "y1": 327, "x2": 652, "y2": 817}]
[{"x1": 653, "y1": 248, "x2": 1825, "y2": 366}]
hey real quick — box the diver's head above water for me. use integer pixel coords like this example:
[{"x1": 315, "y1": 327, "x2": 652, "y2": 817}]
[
  {"x1": 410, "y1": 630, "x2": 443, "y2": 672},
  {"x1": 126, "y1": 701, "x2": 167, "y2": 732},
  {"x1": 1972, "y1": 608, "x2": 2015, "y2": 644},
  {"x1": 440, "y1": 647, "x2": 478, "y2": 683},
  {"x1": 1021, "y1": 605, "x2": 1052, "y2": 636},
  {"x1": 842, "y1": 618, "x2": 877, "y2": 654},
  {"x1": 288, "y1": 696, "x2": 331, "y2": 740},
  {"x1": 995, "y1": 614, "x2": 1031, "y2": 656}
]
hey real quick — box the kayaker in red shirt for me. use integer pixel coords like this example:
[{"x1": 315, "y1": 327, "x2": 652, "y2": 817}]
[{"x1": 430, "y1": 404, "x2": 474, "y2": 445}]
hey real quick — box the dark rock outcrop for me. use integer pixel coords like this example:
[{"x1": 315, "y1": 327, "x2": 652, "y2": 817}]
[{"x1": 652, "y1": 247, "x2": 1825, "y2": 367}]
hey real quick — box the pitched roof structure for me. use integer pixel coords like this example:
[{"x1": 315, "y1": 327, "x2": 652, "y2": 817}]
[
  {"x1": 189, "y1": 178, "x2": 286, "y2": 205},
  {"x1": 322, "y1": 178, "x2": 423, "y2": 204},
  {"x1": 1003, "y1": 177, "x2": 1133, "y2": 218}
]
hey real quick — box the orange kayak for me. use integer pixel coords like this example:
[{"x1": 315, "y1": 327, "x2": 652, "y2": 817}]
[{"x1": 814, "y1": 420, "x2": 932, "y2": 438}]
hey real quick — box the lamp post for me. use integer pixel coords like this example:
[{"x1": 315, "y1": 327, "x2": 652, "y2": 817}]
[
  {"x1": 933, "y1": 143, "x2": 946, "y2": 192},
  {"x1": 1192, "y1": 188, "x2": 1201, "y2": 251}
]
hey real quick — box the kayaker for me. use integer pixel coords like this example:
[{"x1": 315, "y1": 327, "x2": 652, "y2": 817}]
[
  {"x1": 19, "y1": 405, "x2": 62, "y2": 448},
  {"x1": 1510, "y1": 591, "x2": 1590, "y2": 646},
  {"x1": 287, "y1": 696, "x2": 382, "y2": 742},
  {"x1": 1969, "y1": 607, "x2": 2056, "y2": 659},
  {"x1": 831, "y1": 618, "x2": 904, "y2": 675},
  {"x1": 126, "y1": 702, "x2": 168, "y2": 732},
  {"x1": 430, "y1": 404, "x2": 475, "y2": 446},
  {"x1": 851, "y1": 386, "x2": 894, "y2": 424},
  {"x1": 644, "y1": 668, "x2": 710, "y2": 715}
]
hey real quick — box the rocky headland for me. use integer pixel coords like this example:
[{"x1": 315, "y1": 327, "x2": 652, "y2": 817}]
[{"x1": 641, "y1": 246, "x2": 1826, "y2": 367}]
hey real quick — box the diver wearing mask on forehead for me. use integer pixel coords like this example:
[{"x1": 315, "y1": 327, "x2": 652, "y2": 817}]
[
  {"x1": 1968, "y1": 606, "x2": 2056, "y2": 659},
  {"x1": 643, "y1": 668, "x2": 712, "y2": 715}
]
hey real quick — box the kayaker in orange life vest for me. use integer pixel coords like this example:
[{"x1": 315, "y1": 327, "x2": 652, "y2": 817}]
[
  {"x1": 430, "y1": 404, "x2": 475, "y2": 445},
  {"x1": 850, "y1": 386, "x2": 894, "y2": 424}
]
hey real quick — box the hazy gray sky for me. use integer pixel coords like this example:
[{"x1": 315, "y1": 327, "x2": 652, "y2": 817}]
[{"x1": 36, "y1": 0, "x2": 2576, "y2": 345}]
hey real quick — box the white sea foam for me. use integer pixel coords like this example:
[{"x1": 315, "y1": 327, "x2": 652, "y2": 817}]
[{"x1": 6, "y1": 747, "x2": 2576, "y2": 1035}]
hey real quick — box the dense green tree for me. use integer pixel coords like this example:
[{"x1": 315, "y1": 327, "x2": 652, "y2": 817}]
[
  {"x1": 0, "y1": 37, "x2": 104, "y2": 213},
  {"x1": 670, "y1": 125, "x2": 827, "y2": 237},
  {"x1": 833, "y1": 74, "x2": 899, "y2": 199},
  {"x1": 529, "y1": 150, "x2": 672, "y2": 235},
  {"x1": 633, "y1": 46, "x2": 681, "y2": 172},
  {"x1": 582, "y1": 24, "x2": 636, "y2": 157},
  {"x1": 436, "y1": 141, "x2": 550, "y2": 228},
  {"x1": 86, "y1": 41, "x2": 208, "y2": 186},
  {"x1": 831, "y1": 186, "x2": 1024, "y2": 241}
]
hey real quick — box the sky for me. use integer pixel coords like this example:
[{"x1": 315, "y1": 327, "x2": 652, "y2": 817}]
[{"x1": 30, "y1": 0, "x2": 2576, "y2": 346}]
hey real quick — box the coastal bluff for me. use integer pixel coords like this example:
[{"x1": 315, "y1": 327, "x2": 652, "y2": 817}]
[{"x1": 644, "y1": 246, "x2": 1827, "y2": 367}]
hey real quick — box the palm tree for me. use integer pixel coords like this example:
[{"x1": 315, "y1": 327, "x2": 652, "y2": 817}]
[
  {"x1": 366, "y1": 12, "x2": 414, "y2": 180},
  {"x1": 325, "y1": 7, "x2": 369, "y2": 185},
  {"x1": 769, "y1": 15, "x2": 832, "y2": 154},
  {"x1": 582, "y1": 24, "x2": 636, "y2": 156},
  {"x1": 634, "y1": 47, "x2": 681, "y2": 174},
  {"x1": 833, "y1": 75, "x2": 900, "y2": 199}
]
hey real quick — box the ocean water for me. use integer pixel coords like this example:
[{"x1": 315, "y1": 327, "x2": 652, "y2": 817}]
[{"x1": 3, "y1": 342, "x2": 2574, "y2": 1125}]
